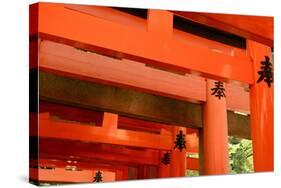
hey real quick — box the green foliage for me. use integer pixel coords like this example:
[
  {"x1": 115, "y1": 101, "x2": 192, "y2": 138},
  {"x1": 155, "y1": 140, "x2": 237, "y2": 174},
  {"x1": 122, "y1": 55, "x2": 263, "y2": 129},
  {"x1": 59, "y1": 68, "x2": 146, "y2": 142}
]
[
  {"x1": 228, "y1": 136, "x2": 254, "y2": 174},
  {"x1": 186, "y1": 170, "x2": 199, "y2": 177}
]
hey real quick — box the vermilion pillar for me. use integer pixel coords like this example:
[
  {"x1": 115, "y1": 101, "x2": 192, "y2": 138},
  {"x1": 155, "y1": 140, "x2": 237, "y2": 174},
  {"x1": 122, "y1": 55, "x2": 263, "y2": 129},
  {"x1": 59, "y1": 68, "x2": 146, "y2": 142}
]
[
  {"x1": 170, "y1": 126, "x2": 186, "y2": 177},
  {"x1": 159, "y1": 151, "x2": 171, "y2": 178},
  {"x1": 202, "y1": 79, "x2": 229, "y2": 175},
  {"x1": 247, "y1": 40, "x2": 273, "y2": 172}
]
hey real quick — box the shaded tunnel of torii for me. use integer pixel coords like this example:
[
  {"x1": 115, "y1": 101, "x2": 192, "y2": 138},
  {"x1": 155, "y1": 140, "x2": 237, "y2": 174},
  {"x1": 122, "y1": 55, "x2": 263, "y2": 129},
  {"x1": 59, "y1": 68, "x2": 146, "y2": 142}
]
[{"x1": 29, "y1": 2, "x2": 273, "y2": 184}]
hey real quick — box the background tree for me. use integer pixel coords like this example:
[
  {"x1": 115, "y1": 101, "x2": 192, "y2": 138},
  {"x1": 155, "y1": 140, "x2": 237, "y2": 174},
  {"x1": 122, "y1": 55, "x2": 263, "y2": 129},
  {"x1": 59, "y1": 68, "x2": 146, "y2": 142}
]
[{"x1": 228, "y1": 136, "x2": 254, "y2": 174}]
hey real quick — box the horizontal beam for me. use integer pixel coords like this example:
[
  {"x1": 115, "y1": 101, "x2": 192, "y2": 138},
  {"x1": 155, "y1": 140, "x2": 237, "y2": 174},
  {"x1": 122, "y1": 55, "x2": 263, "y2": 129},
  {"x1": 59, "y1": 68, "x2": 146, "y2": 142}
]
[
  {"x1": 35, "y1": 3, "x2": 253, "y2": 84},
  {"x1": 40, "y1": 101, "x2": 173, "y2": 135},
  {"x1": 39, "y1": 40, "x2": 250, "y2": 113},
  {"x1": 32, "y1": 137, "x2": 160, "y2": 166},
  {"x1": 38, "y1": 71, "x2": 251, "y2": 138},
  {"x1": 30, "y1": 167, "x2": 115, "y2": 183},
  {"x1": 30, "y1": 158, "x2": 126, "y2": 172},
  {"x1": 37, "y1": 152, "x2": 158, "y2": 167},
  {"x1": 61, "y1": 5, "x2": 248, "y2": 57},
  {"x1": 65, "y1": 4, "x2": 147, "y2": 31},
  {"x1": 39, "y1": 71, "x2": 203, "y2": 128},
  {"x1": 227, "y1": 111, "x2": 251, "y2": 139},
  {"x1": 32, "y1": 113, "x2": 173, "y2": 150},
  {"x1": 118, "y1": 115, "x2": 172, "y2": 134},
  {"x1": 39, "y1": 40, "x2": 206, "y2": 103},
  {"x1": 174, "y1": 11, "x2": 273, "y2": 47}
]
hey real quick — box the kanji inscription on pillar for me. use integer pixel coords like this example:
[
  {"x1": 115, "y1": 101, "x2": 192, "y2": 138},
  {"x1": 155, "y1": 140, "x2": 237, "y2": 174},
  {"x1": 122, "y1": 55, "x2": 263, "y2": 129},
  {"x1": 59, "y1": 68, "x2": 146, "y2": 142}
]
[
  {"x1": 174, "y1": 130, "x2": 186, "y2": 152},
  {"x1": 211, "y1": 81, "x2": 226, "y2": 99},
  {"x1": 257, "y1": 56, "x2": 273, "y2": 88},
  {"x1": 161, "y1": 152, "x2": 171, "y2": 165},
  {"x1": 93, "y1": 170, "x2": 103, "y2": 183}
]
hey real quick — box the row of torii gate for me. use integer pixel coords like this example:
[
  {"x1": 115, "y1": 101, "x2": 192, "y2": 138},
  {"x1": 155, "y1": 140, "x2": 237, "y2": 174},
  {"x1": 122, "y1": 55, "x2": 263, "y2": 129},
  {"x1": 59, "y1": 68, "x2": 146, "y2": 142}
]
[{"x1": 29, "y1": 3, "x2": 273, "y2": 184}]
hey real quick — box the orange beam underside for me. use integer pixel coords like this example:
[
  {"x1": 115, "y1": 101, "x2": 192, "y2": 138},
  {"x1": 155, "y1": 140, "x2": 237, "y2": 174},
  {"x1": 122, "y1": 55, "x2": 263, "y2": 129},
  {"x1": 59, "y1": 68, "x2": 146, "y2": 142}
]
[
  {"x1": 31, "y1": 158, "x2": 130, "y2": 173},
  {"x1": 32, "y1": 113, "x2": 173, "y2": 150},
  {"x1": 40, "y1": 101, "x2": 104, "y2": 126},
  {"x1": 35, "y1": 3, "x2": 254, "y2": 84},
  {"x1": 38, "y1": 149, "x2": 159, "y2": 166},
  {"x1": 37, "y1": 139, "x2": 160, "y2": 166},
  {"x1": 40, "y1": 101, "x2": 172, "y2": 135},
  {"x1": 118, "y1": 115, "x2": 173, "y2": 134},
  {"x1": 174, "y1": 12, "x2": 273, "y2": 47},
  {"x1": 39, "y1": 40, "x2": 250, "y2": 113},
  {"x1": 39, "y1": 39, "x2": 206, "y2": 102}
]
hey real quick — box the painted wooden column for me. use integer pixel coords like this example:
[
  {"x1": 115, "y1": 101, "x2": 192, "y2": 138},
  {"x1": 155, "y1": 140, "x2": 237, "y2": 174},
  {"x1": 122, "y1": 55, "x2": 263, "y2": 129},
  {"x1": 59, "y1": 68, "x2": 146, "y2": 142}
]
[
  {"x1": 247, "y1": 40, "x2": 273, "y2": 172},
  {"x1": 115, "y1": 169, "x2": 123, "y2": 181},
  {"x1": 159, "y1": 151, "x2": 171, "y2": 178},
  {"x1": 203, "y1": 79, "x2": 229, "y2": 175},
  {"x1": 148, "y1": 11, "x2": 179, "y2": 177},
  {"x1": 137, "y1": 166, "x2": 147, "y2": 179},
  {"x1": 115, "y1": 167, "x2": 129, "y2": 181},
  {"x1": 170, "y1": 126, "x2": 187, "y2": 177}
]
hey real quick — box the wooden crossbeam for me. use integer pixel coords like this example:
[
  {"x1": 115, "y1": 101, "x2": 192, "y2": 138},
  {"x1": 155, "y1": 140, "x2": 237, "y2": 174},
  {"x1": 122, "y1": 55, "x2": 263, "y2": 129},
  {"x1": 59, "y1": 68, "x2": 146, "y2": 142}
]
[
  {"x1": 30, "y1": 158, "x2": 120, "y2": 172},
  {"x1": 33, "y1": 3, "x2": 253, "y2": 83},
  {"x1": 39, "y1": 40, "x2": 250, "y2": 113},
  {"x1": 173, "y1": 11, "x2": 273, "y2": 47},
  {"x1": 60, "y1": 5, "x2": 248, "y2": 57},
  {"x1": 31, "y1": 112, "x2": 173, "y2": 150},
  {"x1": 38, "y1": 71, "x2": 203, "y2": 128},
  {"x1": 32, "y1": 138, "x2": 160, "y2": 166},
  {"x1": 38, "y1": 71, "x2": 251, "y2": 138},
  {"x1": 30, "y1": 167, "x2": 116, "y2": 183}
]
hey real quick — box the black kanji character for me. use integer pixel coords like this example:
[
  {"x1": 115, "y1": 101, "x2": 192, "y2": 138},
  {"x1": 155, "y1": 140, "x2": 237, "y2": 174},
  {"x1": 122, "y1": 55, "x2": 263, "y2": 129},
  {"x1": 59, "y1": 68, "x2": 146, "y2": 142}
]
[
  {"x1": 211, "y1": 81, "x2": 226, "y2": 99},
  {"x1": 257, "y1": 56, "x2": 273, "y2": 87},
  {"x1": 93, "y1": 170, "x2": 103, "y2": 183},
  {"x1": 161, "y1": 152, "x2": 171, "y2": 165},
  {"x1": 174, "y1": 130, "x2": 186, "y2": 152}
]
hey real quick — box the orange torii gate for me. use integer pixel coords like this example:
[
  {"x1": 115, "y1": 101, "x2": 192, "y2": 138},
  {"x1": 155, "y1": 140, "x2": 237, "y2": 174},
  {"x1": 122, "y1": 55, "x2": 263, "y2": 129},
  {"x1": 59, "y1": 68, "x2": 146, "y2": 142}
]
[
  {"x1": 29, "y1": 2, "x2": 273, "y2": 184},
  {"x1": 30, "y1": 102, "x2": 199, "y2": 182}
]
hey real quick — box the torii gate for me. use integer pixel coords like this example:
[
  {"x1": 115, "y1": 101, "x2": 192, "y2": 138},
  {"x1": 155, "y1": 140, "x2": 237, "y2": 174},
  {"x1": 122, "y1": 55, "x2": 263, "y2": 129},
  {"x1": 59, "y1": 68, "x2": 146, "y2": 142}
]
[{"x1": 29, "y1": 2, "x2": 273, "y2": 184}]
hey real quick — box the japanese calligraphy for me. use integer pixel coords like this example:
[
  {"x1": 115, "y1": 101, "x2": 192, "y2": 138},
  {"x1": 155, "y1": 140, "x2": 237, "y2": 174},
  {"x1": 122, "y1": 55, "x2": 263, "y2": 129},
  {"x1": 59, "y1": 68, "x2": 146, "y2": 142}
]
[
  {"x1": 174, "y1": 130, "x2": 186, "y2": 152},
  {"x1": 93, "y1": 170, "x2": 103, "y2": 183},
  {"x1": 161, "y1": 152, "x2": 171, "y2": 165},
  {"x1": 257, "y1": 56, "x2": 273, "y2": 88},
  {"x1": 211, "y1": 81, "x2": 226, "y2": 99}
]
